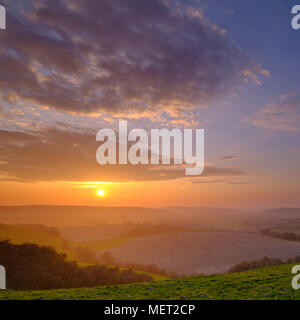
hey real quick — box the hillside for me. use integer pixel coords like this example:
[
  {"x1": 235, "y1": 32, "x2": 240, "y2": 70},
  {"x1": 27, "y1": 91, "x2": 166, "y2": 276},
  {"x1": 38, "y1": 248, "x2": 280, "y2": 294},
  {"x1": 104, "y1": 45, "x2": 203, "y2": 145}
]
[
  {"x1": 0, "y1": 224, "x2": 98, "y2": 263},
  {"x1": 98, "y1": 231, "x2": 300, "y2": 276},
  {"x1": 246, "y1": 208, "x2": 300, "y2": 233},
  {"x1": 0, "y1": 206, "x2": 169, "y2": 226},
  {"x1": 1, "y1": 263, "x2": 299, "y2": 300},
  {"x1": 0, "y1": 206, "x2": 249, "y2": 229},
  {"x1": 0, "y1": 224, "x2": 64, "y2": 249},
  {"x1": 2, "y1": 206, "x2": 300, "y2": 232}
]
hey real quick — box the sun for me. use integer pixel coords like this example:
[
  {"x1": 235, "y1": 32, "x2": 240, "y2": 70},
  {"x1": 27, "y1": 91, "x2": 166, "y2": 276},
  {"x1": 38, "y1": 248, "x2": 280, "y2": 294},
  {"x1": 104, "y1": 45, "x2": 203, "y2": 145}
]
[{"x1": 97, "y1": 189, "x2": 105, "y2": 197}]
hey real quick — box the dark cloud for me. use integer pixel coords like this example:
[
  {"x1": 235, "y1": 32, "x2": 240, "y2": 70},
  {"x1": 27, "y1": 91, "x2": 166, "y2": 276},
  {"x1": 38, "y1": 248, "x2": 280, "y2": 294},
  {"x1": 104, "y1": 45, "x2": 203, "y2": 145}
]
[
  {"x1": 0, "y1": 0, "x2": 267, "y2": 115},
  {"x1": 0, "y1": 128, "x2": 244, "y2": 182}
]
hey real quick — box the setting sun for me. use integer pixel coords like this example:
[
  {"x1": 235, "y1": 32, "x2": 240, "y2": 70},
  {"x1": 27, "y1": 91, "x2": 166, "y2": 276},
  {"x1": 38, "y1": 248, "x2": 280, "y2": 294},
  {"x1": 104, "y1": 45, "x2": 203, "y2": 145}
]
[{"x1": 97, "y1": 189, "x2": 105, "y2": 197}]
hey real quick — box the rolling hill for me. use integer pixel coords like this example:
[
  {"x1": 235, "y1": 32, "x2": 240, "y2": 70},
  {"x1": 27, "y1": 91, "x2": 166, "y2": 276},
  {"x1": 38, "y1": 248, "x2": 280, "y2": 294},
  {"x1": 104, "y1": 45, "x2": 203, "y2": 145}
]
[
  {"x1": 1, "y1": 206, "x2": 299, "y2": 232},
  {"x1": 98, "y1": 231, "x2": 300, "y2": 276},
  {"x1": 0, "y1": 223, "x2": 66, "y2": 250},
  {"x1": 0, "y1": 223, "x2": 97, "y2": 263},
  {"x1": 0, "y1": 206, "x2": 169, "y2": 226}
]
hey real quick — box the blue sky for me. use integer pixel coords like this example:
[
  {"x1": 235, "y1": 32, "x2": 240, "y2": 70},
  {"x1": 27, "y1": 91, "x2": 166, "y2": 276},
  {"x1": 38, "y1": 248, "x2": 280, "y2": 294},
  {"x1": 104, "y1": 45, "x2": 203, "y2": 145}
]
[{"x1": 195, "y1": 0, "x2": 300, "y2": 183}]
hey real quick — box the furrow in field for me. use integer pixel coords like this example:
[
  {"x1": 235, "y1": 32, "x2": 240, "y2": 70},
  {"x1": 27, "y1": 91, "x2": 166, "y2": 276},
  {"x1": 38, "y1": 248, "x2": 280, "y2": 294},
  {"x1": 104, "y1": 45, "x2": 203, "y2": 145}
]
[{"x1": 97, "y1": 231, "x2": 300, "y2": 276}]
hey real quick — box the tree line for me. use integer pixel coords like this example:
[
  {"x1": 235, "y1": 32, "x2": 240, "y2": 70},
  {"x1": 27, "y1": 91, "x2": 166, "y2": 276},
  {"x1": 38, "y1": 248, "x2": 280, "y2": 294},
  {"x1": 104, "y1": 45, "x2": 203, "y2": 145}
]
[
  {"x1": 0, "y1": 240, "x2": 153, "y2": 290},
  {"x1": 228, "y1": 256, "x2": 300, "y2": 273},
  {"x1": 261, "y1": 229, "x2": 300, "y2": 242}
]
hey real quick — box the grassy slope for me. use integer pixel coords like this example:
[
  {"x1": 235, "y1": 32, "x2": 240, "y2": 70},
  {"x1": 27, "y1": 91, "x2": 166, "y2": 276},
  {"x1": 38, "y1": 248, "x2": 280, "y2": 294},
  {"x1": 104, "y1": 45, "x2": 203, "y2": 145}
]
[
  {"x1": 0, "y1": 224, "x2": 80, "y2": 260},
  {"x1": 1, "y1": 264, "x2": 299, "y2": 300},
  {"x1": 0, "y1": 224, "x2": 64, "y2": 249}
]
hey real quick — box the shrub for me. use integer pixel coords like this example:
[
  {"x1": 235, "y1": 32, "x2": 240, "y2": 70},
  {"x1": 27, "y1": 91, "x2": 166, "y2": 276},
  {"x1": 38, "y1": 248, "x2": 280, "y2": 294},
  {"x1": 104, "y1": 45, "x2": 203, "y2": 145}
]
[{"x1": 228, "y1": 256, "x2": 299, "y2": 273}]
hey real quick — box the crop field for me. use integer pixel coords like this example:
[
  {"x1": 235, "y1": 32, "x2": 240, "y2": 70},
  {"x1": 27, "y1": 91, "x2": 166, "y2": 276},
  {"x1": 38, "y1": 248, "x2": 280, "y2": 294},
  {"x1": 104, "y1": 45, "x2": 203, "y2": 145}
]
[
  {"x1": 99, "y1": 232, "x2": 300, "y2": 276},
  {"x1": 1, "y1": 263, "x2": 299, "y2": 300},
  {"x1": 76, "y1": 236, "x2": 135, "y2": 252},
  {"x1": 58, "y1": 225, "x2": 136, "y2": 242}
]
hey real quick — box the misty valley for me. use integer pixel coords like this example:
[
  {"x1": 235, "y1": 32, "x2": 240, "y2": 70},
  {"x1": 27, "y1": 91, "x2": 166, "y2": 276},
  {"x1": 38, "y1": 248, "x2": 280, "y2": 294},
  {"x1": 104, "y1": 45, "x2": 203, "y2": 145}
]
[{"x1": 0, "y1": 206, "x2": 300, "y2": 295}]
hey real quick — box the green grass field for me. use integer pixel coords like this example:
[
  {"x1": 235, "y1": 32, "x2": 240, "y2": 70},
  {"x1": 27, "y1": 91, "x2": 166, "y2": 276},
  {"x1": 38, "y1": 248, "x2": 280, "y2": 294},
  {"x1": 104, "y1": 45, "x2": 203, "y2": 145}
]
[{"x1": 1, "y1": 263, "x2": 299, "y2": 300}]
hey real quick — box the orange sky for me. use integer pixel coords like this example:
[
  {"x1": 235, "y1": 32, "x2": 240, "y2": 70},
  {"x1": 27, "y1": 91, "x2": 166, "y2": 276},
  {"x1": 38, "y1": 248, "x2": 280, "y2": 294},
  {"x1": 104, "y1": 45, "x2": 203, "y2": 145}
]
[{"x1": 0, "y1": 176, "x2": 299, "y2": 209}]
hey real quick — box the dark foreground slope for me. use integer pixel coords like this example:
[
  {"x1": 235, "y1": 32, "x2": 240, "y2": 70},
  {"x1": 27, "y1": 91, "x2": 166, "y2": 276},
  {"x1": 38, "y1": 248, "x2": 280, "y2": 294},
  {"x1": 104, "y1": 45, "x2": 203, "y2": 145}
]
[{"x1": 1, "y1": 264, "x2": 300, "y2": 300}]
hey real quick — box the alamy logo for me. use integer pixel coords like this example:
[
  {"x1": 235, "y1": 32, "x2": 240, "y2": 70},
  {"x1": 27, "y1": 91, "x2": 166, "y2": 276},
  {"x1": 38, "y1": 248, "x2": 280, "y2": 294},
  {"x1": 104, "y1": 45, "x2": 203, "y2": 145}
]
[
  {"x1": 0, "y1": 265, "x2": 5, "y2": 290},
  {"x1": 292, "y1": 265, "x2": 300, "y2": 290},
  {"x1": 0, "y1": 5, "x2": 6, "y2": 30},
  {"x1": 96, "y1": 121, "x2": 204, "y2": 176},
  {"x1": 291, "y1": 5, "x2": 300, "y2": 30}
]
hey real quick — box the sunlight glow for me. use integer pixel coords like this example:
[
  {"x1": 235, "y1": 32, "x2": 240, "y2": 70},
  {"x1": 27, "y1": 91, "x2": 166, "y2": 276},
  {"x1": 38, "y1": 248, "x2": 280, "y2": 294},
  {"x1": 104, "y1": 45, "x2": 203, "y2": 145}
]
[{"x1": 97, "y1": 189, "x2": 105, "y2": 197}]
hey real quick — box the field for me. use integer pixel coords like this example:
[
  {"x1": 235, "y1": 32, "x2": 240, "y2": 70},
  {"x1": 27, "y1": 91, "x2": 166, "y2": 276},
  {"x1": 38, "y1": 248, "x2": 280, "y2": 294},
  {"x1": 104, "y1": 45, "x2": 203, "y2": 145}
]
[
  {"x1": 99, "y1": 231, "x2": 300, "y2": 276},
  {"x1": 1, "y1": 263, "x2": 299, "y2": 300},
  {"x1": 77, "y1": 236, "x2": 135, "y2": 251}
]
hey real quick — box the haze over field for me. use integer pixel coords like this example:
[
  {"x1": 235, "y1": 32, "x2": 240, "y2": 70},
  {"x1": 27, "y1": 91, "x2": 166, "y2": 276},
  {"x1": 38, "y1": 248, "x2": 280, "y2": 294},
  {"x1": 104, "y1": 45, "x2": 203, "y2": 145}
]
[
  {"x1": 1, "y1": 206, "x2": 300, "y2": 277},
  {"x1": 1, "y1": 205, "x2": 300, "y2": 229}
]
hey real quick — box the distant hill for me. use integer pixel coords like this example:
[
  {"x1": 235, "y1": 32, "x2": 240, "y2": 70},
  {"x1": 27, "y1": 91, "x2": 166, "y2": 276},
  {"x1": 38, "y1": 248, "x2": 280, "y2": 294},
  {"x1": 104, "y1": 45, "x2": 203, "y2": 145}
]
[
  {"x1": 261, "y1": 207, "x2": 300, "y2": 218},
  {"x1": 0, "y1": 206, "x2": 247, "y2": 229},
  {"x1": 245, "y1": 208, "x2": 300, "y2": 233},
  {"x1": 3, "y1": 205, "x2": 299, "y2": 232},
  {"x1": 0, "y1": 206, "x2": 169, "y2": 226}
]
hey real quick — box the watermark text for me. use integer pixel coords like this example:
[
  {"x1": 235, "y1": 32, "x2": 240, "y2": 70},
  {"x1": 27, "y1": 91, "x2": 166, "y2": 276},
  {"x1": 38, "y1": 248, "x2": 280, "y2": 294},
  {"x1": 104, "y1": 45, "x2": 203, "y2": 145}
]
[
  {"x1": 292, "y1": 5, "x2": 300, "y2": 30},
  {"x1": 0, "y1": 5, "x2": 6, "y2": 30},
  {"x1": 96, "y1": 121, "x2": 204, "y2": 176}
]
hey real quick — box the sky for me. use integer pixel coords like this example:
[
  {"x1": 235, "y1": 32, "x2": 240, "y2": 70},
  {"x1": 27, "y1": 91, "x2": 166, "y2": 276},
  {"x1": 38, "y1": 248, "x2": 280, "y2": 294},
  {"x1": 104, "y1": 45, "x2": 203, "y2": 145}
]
[{"x1": 0, "y1": 0, "x2": 299, "y2": 208}]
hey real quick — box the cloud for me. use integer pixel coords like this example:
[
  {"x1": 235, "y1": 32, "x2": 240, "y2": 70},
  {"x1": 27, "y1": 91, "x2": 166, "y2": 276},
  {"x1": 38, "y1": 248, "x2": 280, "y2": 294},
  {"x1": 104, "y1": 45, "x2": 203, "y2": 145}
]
[
  {"x1": 0, "y1": 1, "x2": 265, "y2": 184},
  {"x1": 227, "y1": 181, "x2": 250, "y2": 185},
  {"x1": 244, "y1": 93, "x2": 300, "y2": 133},
  {"x1": 0, "y1": 0, "x2": 267, "y2": 118},
  {"x1": 0, "y1": 128, "x2": 245, "y2": 182},
  {"x1": 220, "y1": 155, "x2": 236, "y2": 160}
]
